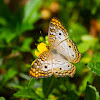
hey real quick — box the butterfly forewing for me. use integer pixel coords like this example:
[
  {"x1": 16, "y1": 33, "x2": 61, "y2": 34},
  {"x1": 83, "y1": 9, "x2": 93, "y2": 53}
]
[
  {"x1": 48, "y1": 18, "x2": 81, "y2": 63},
  {"x1": 48, "y1": 18, "x2": 69, "y2": 47}
]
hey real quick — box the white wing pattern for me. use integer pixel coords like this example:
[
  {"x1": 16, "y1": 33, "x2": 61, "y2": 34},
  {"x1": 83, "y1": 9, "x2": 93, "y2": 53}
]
[
  {"x1": 30, "y1": 18, "x2": 81, "y2": 79},
  {"x1": 48, "y1": 18, "x2": 69, "y2": 47},
  {"x1": 52, "y1": 50, "x2": 76, "y2": 78},
  {"x1": 48, "y1": 18, "x2": 81, "y2": 63},
  {"x1": 30, "y1": 50, "x2": 53, "y2": 79},
  {"x1": 30, "y1": 50, "x2": 76, "y2": 79}
]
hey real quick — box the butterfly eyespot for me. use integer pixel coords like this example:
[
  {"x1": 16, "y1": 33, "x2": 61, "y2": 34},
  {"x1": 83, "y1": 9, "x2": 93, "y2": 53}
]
[
  {"x1": 59, "y1": 33, "x2": 61, "y2": 35},
  {"x1": 60, "y1": 68, "x2": 62, "y2": 70},
  {"x1": 69, "y1": 46, "x2": 71, "y2": 48},
  {"x1": 68, "y1": 65, "x2": 69, "y2": 67},
  {"x1": 78, "y1": 53, "x2": 79, "y2": 56},
  {"x1": 45, "y1": 66, "x2": 47, "y2": 68},
  {"x1": 72, "y1": 55, "x2": 74, "y2": 57},
  {"x1": 46, "y1": 46, "x2": 50, "y2": 49}
]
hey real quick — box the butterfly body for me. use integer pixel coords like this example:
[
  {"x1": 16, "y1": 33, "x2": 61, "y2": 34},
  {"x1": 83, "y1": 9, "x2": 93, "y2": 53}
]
[{"x1": 30, "y1": 18, "x2": 81, "y2": 79}]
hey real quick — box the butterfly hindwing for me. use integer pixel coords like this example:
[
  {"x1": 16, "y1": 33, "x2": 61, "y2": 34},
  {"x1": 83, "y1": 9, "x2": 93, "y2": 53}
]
[
  {"x1": 54, "y1": 39, "x2": 81, "y2": 63},
  {"x1": 51, "y1": 50, "x2": 76, "y2": 77},
  {"x1": 30, "y1": 50, "x2": 53, "y2": 79},
  {"x1": 30, "y1": 50, "x2": 76, "y2": 79}
]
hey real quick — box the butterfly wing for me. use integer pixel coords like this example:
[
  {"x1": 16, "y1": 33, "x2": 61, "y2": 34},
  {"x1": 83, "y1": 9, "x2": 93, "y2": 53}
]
[
  {"x1": 54, "y1": 39, "x2": 81, "y2": 63},
  {"x1": 51, "y1": 50, "x2": 76, "y2": 77},
  {"x1": 30, "y1": 49, "x2": 76, "y2": 79},
  {"x1": 30, "y1": 50, "x2": 53, "y2": 79},
  {"x1": 48, "y1": 18, "x2": 81, "y2": 63},
  {"x1": 48, "y1": 17, "x2": 69, "y2": 47}
]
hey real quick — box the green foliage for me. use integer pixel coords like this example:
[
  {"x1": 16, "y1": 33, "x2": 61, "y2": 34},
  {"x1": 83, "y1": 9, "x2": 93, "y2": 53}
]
[
  {"x1": 28, "y1": 78, "x2": 36, "y2": 88},
  {"x1": 85, "y1": 83, "x2": 100, "y2": 100},
  {"x1": 22, "y1": 0, "x2": 42, "y2": 31},
  {"x1": 2, "y1": 68, "x2": 17, "y2": 85},
  {"x1": 69, "y1": 23, "x2": 88, "y2": 43},
  {"x1": 20, "y1": 37, "x2": 33, "y2": 52},
  {"x1": 91, "y1": 53, "x2": 100, "y2": 62},
  {"x1": 0, "y1": 97, "x2": 6, "y2": 100},
  {"x1": 78, "y1": 35, "x2": 98, "y2": 53},
  {"x1": 87, "y1": 62, "x2": 100, "y2": 76},
  {"x1": 14, "y1": 88, "x2": 41, "y2": 99},
  {"x1": 14, "y1": 78, "x2": 42, "y2": 99},
  {"x1": 23, "y1": 0, "x2": 42, "y2": 24},
  {"x1": 42, "y1": 77, "x2": 56, "y2": 98},
  {"x1": 79, "y1": 72, "x2": 94, "y2": 94},
  {"x1": 0, "y1": 0, "x2": 100, "y2": 100}
]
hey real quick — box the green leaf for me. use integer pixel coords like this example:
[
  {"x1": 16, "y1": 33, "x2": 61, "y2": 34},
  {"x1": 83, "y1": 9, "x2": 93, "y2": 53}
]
[
  {"x1": 0, "y1": 17, "x2": 7, "y2": 26},
  {"x1": 78, "y1": 42, "x2": 90, "y2": 53},
  {"x1": 0, "y1": 97, "x2": 6, "y2": 100},
  {"x1": 0, "y1": 29, "x2": 17, "y2": 43},
  {"x1": 11, "y1": 85, "x2": 24, "y2": 90},
  {"x1": 80, "y1": 54, "x2": 91, "y2": 63},
  {"x1": 23, "y1": 0, "x2": 42, "y2": 24},
  {"x1": 31, "y1": 49, "x2": 37, "y2": 59},
  {"x1": 69, "y1": 23, "x2": 88, "y2": 43},
  {"x1": 85, "y1": 84, "x2": 100, "y2": 100},
  {"x1": 91, "y1": 53, "x2": 100, "y2": 62},
  {"x1": 65, "y1": 91, "x2": 79, "y2": 100},
  {"x1": 81, "y1": 35, "x2": 94, "y2": 42},
  {"x1": 28, "y1": 78, "x2": 36, "y2": 88},
  {"x1": 79, "y1": 72, "x2": 93, "y2": 94},
  {"x1": 2, "y1": 69, "x2": 17, "y2": 85},
  {"x1": 19, "y1": 73, "x2": 30, "y2": 80},
  {"x1": 14, "y1": 88, "x2": 41, "y2": 99},
  {"x1": 75, "y1": 62, "x2": 85, "y2": 75},
  {"x1": 20, "y1": 38, "x2": 33, "y2": 52},
  {"x1": 78, "y1": 35, "x2": 98, "y2": 53},
  {"x1": 42, "y1": 77, "x2": 56, "y2": 98},
  {"x1": 20, "y1": 23, "x2": 34, "y2": 33},
  {"x1": 0, "y1": 58, "x2": 3, "y2": 66},
  {"x1": 81, "y1": 35, "x2": 98, "y2": 49},
  {"x1": 20, "y1": 0, "x2": 42, "y2": 32},
  {"x1": 87, "y1": 62, "x2": 100, "y2": 76}
]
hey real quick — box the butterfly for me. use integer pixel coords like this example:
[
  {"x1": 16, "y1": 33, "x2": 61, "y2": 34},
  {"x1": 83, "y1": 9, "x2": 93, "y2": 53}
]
[{"x1": 30, "y1": 18, "x2": 81, "y2": 79}]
